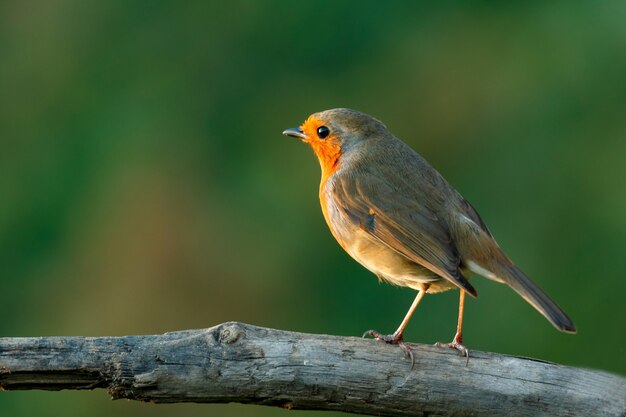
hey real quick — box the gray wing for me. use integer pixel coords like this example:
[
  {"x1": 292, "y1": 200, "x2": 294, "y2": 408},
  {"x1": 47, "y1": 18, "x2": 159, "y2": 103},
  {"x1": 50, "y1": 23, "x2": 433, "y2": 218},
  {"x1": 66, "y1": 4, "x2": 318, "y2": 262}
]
[{"x1": 330, "y1": 167, "x2": 477, "y2": 297}]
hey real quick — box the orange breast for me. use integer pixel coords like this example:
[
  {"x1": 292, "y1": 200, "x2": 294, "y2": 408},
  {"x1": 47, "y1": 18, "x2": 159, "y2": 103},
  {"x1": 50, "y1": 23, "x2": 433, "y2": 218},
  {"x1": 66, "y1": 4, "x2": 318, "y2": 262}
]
[{"x1": 300, "y1": 116, "x2": 344, "y2": 247}]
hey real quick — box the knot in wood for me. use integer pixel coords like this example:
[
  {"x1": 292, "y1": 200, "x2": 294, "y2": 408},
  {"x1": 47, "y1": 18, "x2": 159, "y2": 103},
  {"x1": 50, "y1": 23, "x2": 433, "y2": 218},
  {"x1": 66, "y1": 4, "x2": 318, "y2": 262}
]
[{"x1": 219, "y1": 324, "x2": 244, "y2": 344}]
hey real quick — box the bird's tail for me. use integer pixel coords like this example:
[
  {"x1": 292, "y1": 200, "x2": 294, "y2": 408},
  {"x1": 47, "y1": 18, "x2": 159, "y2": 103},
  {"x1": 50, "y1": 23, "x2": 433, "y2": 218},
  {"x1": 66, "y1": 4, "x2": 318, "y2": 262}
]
[{"x1": 498, "y1": 264, "x2": 576, "y2": 333}]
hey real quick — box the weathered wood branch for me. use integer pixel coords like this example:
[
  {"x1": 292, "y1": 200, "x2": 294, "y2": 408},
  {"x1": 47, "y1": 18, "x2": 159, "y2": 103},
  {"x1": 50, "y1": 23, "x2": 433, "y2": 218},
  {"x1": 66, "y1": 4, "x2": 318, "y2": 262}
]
[{"x1": 0, "y1": 322, "x2": 624, "y2": 416}]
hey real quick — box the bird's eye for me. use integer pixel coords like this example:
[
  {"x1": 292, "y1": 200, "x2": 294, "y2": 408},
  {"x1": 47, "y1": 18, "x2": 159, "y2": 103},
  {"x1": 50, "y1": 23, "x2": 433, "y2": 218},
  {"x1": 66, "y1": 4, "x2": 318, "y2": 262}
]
[{"x1": 316, "y1": 126, "x2": 330, "y2": 139}]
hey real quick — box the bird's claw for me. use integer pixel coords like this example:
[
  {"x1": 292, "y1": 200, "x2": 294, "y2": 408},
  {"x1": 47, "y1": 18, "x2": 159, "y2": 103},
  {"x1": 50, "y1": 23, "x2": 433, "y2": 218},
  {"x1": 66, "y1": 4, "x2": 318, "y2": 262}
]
[
  {"x1": 362, "y1": 329, "x2": 400, "y2": 343},
  {"x1": 435, "y1": 339, "x2": 470, "y2": 366},
  {"x1": 363, "y1": 329, "x2": 415, "y2": 369}
]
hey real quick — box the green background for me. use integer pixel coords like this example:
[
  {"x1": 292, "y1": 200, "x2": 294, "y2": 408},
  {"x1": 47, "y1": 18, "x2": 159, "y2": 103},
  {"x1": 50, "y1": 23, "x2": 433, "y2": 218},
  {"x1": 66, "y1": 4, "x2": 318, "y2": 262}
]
[{"x1": 1, "y1": 1, "x2": 625, "y2": 416}]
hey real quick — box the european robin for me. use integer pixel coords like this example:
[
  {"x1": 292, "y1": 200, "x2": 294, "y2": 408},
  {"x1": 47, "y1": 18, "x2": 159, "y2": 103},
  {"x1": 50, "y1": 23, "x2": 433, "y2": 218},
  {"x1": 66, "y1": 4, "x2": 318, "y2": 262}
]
[{"x1": 283, "y1": 108, "x2": 575, "y2": 361}]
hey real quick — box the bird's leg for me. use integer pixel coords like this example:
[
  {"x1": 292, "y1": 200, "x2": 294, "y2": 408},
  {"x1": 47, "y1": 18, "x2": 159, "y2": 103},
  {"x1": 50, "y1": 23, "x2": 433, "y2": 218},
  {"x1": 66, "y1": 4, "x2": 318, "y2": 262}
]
[
  {"x1": 363, "y1": 286, "x2": 429, "y2": 365},
  {"x1": 435, "y1": 290, "x2": 470, "y2": 365}
]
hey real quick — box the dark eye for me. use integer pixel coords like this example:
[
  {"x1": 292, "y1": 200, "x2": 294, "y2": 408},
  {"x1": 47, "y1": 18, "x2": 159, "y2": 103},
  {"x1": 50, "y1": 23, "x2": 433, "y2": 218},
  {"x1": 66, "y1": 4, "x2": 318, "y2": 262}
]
[{"x1": 316, "y1": 126, "x2": 330, "y2": 139}]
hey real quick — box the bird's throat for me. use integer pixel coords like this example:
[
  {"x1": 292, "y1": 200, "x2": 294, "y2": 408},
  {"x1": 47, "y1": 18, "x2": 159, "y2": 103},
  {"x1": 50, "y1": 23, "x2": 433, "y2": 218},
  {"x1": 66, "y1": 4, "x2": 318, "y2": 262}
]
[{"x1": 310, "y1": 141, "x2": 341, "y2": 184}]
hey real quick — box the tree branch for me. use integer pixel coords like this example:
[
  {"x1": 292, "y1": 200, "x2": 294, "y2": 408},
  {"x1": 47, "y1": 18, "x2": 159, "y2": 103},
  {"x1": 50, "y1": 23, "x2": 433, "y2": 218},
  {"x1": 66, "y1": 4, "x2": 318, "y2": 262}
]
[{"x1": 0, "y1": 322, "x2": 624, "y2": 416}]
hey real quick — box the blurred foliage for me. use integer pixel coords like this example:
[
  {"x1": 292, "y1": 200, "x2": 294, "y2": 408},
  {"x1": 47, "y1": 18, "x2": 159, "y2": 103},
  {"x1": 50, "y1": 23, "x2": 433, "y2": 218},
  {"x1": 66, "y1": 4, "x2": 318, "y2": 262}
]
[{"x1": 1, "y1": 1, "x2": 625, "y2": 416}]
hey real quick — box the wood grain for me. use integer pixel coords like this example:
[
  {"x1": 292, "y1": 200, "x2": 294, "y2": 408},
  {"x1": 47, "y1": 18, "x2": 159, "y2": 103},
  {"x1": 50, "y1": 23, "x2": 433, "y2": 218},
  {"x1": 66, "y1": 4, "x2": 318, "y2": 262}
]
[{"x1": 1, "y1": 322, "x2": 624, "y2": 416}]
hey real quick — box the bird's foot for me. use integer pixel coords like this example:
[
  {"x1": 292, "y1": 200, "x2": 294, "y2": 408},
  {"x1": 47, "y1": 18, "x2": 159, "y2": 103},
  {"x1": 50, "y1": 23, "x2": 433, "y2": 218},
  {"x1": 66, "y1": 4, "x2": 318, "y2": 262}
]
[
  {"x1": 434, "y1": 334, "x2": 469, "y2": 366},
  {"x1": 363, "y1": 329, "x2": 414, "y2": 368}
]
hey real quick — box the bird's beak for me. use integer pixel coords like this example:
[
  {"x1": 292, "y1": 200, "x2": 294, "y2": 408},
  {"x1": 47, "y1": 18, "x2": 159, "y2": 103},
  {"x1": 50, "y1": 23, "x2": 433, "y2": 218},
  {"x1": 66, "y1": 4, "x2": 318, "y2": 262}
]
[{"x1": 282, "y1": 127, "x2": 307, "y2": 140}]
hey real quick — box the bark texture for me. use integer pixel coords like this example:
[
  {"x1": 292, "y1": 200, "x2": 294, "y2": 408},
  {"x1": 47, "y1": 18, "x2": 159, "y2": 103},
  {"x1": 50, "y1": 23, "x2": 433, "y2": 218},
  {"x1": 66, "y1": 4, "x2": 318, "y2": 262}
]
[{"x1": 0, "y1": 322, "x2": 624, "y2": 416}]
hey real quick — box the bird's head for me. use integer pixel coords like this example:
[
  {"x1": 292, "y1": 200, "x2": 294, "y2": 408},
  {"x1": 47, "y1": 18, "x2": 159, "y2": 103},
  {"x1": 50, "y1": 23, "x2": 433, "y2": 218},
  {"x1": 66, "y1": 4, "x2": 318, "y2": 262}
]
[{"x1": 283, "y1": 108, "x2": 387, "y2": 179}]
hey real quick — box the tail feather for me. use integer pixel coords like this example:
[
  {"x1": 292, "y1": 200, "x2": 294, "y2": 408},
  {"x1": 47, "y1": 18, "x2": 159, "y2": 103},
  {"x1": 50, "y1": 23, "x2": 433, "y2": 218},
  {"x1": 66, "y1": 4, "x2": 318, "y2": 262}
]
[{"x1": 501, "y1": 265, "x2": 576, "y2": 333}]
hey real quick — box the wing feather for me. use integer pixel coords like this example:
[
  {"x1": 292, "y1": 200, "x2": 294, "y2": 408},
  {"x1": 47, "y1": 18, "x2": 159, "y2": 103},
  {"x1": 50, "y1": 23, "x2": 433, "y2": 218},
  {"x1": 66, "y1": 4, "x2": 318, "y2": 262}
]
[{"x1": 330, "y1": 167, "x2": 477, "y2": 297}]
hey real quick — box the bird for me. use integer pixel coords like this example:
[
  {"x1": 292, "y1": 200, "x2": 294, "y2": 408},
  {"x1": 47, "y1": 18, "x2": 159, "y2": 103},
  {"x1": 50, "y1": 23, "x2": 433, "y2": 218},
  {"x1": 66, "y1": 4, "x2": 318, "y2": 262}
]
[{"x1": 282, "y1": 108, "x2": 576, "y2": 362}]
